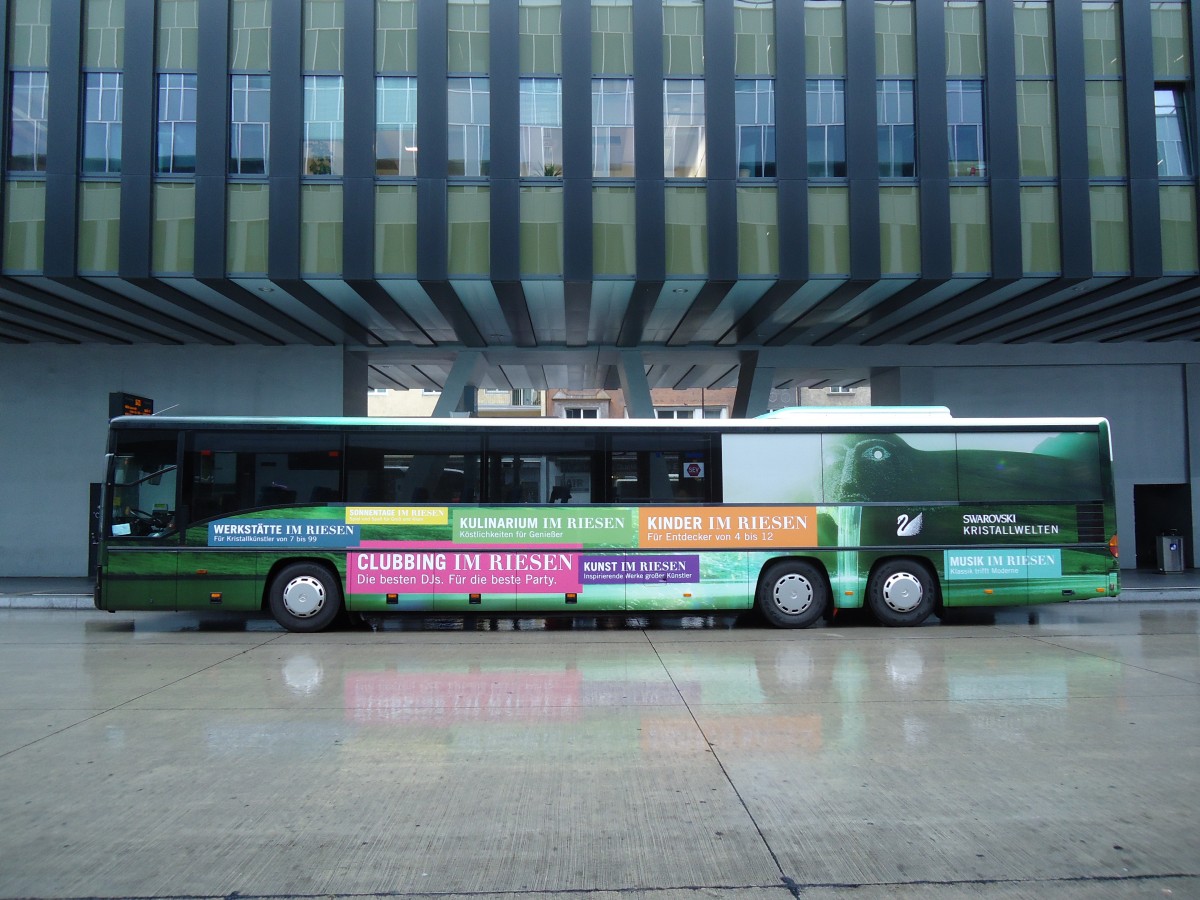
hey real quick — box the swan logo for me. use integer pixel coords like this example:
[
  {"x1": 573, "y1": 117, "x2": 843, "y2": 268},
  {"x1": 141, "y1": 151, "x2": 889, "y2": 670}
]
[{"x1": 896, "y1": 512, "x2": 924, "y2": 537}]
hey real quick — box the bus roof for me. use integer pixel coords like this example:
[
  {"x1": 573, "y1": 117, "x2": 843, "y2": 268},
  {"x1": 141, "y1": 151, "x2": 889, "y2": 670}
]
[{"x1": 110, "y1": 407, "x2": 1109, "y2": 432}]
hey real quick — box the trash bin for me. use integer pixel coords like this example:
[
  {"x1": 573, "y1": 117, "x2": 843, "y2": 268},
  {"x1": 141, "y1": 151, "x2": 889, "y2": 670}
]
[{"x1": 1157, "y1": 534, "x2": 1185, "y2": 573}]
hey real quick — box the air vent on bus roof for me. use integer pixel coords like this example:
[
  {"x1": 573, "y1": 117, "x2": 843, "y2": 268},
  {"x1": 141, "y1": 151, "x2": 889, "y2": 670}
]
[{"x1": 756, "y1": 406, "x2": 954, "y2": 422}]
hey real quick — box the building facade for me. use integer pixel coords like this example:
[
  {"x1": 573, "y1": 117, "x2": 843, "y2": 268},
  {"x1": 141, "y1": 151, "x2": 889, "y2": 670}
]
[{"x1": 3, "y1": 0, "x2": 1200, "y2": 575}]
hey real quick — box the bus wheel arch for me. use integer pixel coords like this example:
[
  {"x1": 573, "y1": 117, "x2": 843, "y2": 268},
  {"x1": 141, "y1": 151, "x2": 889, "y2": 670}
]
[
  {"x1": 755, "y1": 558, "x2": 831, "y2": 628},
  {"x1": 265, "y1": 559, "x2": 344, "y2": 633},
  {"x1": 866, "y1": 557, "x2": 939, "y2": 627}
]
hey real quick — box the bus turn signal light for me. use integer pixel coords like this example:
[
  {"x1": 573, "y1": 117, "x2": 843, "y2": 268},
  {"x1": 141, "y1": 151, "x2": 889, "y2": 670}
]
[{"x1": 1109, "y1": 534, "x2": 1119, "y2": 558}]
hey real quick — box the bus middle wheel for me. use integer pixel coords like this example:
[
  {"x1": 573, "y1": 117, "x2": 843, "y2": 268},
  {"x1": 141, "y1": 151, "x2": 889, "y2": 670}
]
[
  {"x1": 268, "y1": 562, "x2": 342, "y2": 633},
  {"x1": 757, "y1": 560, "x2": 829, "y2": 628}
]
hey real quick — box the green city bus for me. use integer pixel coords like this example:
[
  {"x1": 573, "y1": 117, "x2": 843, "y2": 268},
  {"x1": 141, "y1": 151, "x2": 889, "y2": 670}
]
[{"x1": 94, "y1": 408, "x2": 1120, "y2": 632}]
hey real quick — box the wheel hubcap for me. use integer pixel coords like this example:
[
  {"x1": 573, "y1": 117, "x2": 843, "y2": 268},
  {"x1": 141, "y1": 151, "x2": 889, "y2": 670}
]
[
  {"x1": 281, "y1": 575, "x2": 326, "y2": 618},
  {"x1": 881, "y1": 572, "x2": 923, "y2": 612},
  {"x1": 773, "y1": 573, "x2": 814, "y2": 616}
]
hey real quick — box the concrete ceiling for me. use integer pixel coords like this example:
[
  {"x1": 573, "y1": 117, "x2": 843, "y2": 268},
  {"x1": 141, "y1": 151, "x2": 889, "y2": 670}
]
[{"x1": 4, "y1": 273, "x2": 1200, "y2": 391}]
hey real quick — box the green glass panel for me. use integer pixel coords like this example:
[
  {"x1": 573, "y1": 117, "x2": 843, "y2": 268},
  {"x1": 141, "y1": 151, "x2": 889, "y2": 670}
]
[
  {"x1": 152, "y1": 182, "x2": 195, "y2": 273},
  {"x1": 300, "y1": 183, "x2": 343, "y2": 274},
  {"x1": 519, "y1": 1, "x2": 562, "y2": 74},
  {"x1": 665, "y1": 186, "x2": 707, "y2": 275},
  {"x1": 875, "y1": 1, "x2": 914, "y2": 76},
  {"x1": 376, "y1": 184, "x2": 417, "y2": 275},
  {"x1": 1013, "y1": 2, "x2": 1053, "y2": 77},
  {"x1": 304, "y1": 0, "x2": 344, "y2": 72},
  {"x1": 1085, "y1": 81, "x2": 1126, "y2": 177},
  {"x1": 1152, "y1": 2, "x2": 1190, "y2": 79},
  {"x1": 949, "y1": 185, "x2": 989, "y2": 274},
  {"x1": 1089, "y1": 184, "x2": 1129, "y2": 273},
  {"x1": 3, "y1": 180, "x2": 46, "y2": 272},
  {"x1": 1082, "y1": 1, "x2": 1122, "y2": 76},
  {"x1": 734, "y1": 2, "x2": 774, "y2": 76},
  {"x1": 808, "y1": 186, "x2": 849, "y2": 275},
  {"x1": 737, "y1": 187, "x2": 777, "y2": 275},
  {"x1": 78, "y1": 182, "x2": 121, "y2": 273},
  {"x1": 1016, "y1": 81, "x2": 1057, "y2": 177},
  {"x1": 85, "y1": 0, "x2": 125, "y2": 69},
  {"x1": 1160, "y1": 184, "x2": 1199, "y2": 273},
  {"x1": 231, "y1": 0, "x2": 272, "y2": 71},
  {"x1": 158, "y1": 0, "x2": 198, "y2": 70},
  {"x1": 520, "y1": 186, "x2": 563, "y2": 275},
  {"x1": 448, "y1": 0, "x2": 490, "y2": 72},
  {"x1": 945, "y1": 1, "x2": 985, "y2": 77},
  {"x1": 377, "y1": 0, "x2": 417, "y2": 72},
  {"x1": 227, "y1": 183, "x2": 269, "y2": 274},
  {"x1": 805, "y1": 1, "x2": 845, "y2": 76},
  {"x1": 591, "y1": 0, "x2": 633, "y2": 75},
  {"x1": 663, "y1": 0, "x2": 704, "y2": 77},
  {"x1": 879, "y1": 186, "x2": 920, "y2": 274},
  {"x1": 448, "y1": 185, "x2": 490, "y2": 275},
  {"x1": 1020, "y1": 185, "x2": 1060, "y2": 274},
  {"x1": 593, "y1": 186, "x2": 635, "y2": 276},
  {"x1": 10, "y1": 0, "x2": 51, "y2": 68}
]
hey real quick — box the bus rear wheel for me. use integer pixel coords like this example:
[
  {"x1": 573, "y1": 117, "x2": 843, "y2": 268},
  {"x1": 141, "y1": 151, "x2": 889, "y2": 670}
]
[
  {"x1": 867, "y1": 559, "x2": 937, "y2": 627},
  {"x1": 757, "y1": 560, "x2": 829, "y2": 628},
  {"x1": 268, "y1": 563, "x2": 342, "y2": 633}
]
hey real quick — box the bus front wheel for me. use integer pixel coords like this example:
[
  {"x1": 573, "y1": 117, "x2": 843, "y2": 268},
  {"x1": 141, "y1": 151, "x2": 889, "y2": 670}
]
[
  {"x1": 268, "y1": 563, "x2": 342, "y2": 633},
  {"x1": 867, "y1": 560, "x2": 937, "y2": 627},
  {"x1": 757, "y1": 560, "x2": 829, "y2": 628}
]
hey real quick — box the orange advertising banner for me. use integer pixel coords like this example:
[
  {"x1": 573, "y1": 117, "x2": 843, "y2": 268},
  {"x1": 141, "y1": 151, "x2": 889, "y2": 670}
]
[{"x1": 637, "y1": 506, "x2": 817, "y2": 549}]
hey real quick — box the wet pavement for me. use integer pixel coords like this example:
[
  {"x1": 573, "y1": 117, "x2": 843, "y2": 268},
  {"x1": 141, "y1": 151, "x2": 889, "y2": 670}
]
[{"x1": 1, "y1": 603, "x2": 1198, "y2": 900}]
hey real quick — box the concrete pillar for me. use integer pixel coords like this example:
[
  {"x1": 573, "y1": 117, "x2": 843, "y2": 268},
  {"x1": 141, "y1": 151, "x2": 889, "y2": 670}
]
[{"x1": 617, "y1": 350, "x2": 655, "y2": 418}]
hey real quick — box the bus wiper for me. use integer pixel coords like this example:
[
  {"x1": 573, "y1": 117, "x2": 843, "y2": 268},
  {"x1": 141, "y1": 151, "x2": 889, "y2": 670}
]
[{"x1": 120, "y1": 465, "x2": 178, "y2": 487}]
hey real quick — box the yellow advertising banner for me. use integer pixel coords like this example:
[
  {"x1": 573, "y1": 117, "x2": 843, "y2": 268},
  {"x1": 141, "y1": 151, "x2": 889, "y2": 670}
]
[{"x1": 345, "y1": 506, "x2": 450, "y2": 526}]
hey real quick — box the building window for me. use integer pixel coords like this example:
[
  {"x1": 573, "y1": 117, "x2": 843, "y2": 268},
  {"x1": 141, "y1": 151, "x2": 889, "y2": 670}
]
[
  {"x1": 828, "y1": 385, "x2": 855, "y2": 394},
  {"x1": 735, "y1": 0, "x2": 775, "y2": 76},
  {"x1": 303, "y1": 75, "x2": 344, "y2": 176},
  {"x1": 304, "y1": 0, "x2": 344, "y2": 72},
  {"x1": 377, "y1": 0, "x2": 417, "y2": 72},
  {"x1": 947, "y1": 80, "x2": 985, "y2": 176},
  {"x1": 664, "y1": 79, "x2": 706, "y2": 178},
  {"x1": 593, "y1": 185, "x2": 636, "y2": 275},
  {"x1": 1156, "y1": 87, "x2": 1191, "y2": 177},
  {"x1": 663, "y1": 0, "x2": 704, "y2": 77},
  {"x1": 376, "y1": 76, "x2": 417, "y2": 176},
  {"x1": 448, "y1": 77, "x2": 490, "y2": 176},
  {"x1": 156, "y1": 73, "x2": 197, "y2": 174},
  {"x1": 231, "y1": 0, "x2": 272, "y2": 71},
  {"x1": 519, "y1": 77, "x2": 563, "y2": 176},
  {"x1": 665, "y1": 185, "x2": 707, "y2": 275},
  {"x1": 83, "y1": 72, "x2": 123, "y2": 174},
  {"x1": 592, "y1": 0, "x2": 633, "y2": 76},
  {"x1": 448, "y1": 0, "x2": 490, "y2": 73},
  {"x1": 519, "y1": 0, "x2": 561, "y2": 74},
  {"x1": 1085, "y1": 81, "x2": 1126, "y2": 177},
  {"x1": 593, "y1": 78, "x2": 635, "y2": 177},
  {"x1": 736, "y1": 79, "x2": 776, "y2": 177},
  {"x1": 230, "y1": 74, "x2": 270, "y2": 175},
  {"x1": 565, "y1": 407, "x2": 599, "y2": 419},
  {"x1": 807, "y1": 79, "x2": 845, "y2": 176},
  {"x1": 878, "y1": 79, "x2": 916, "y2": 177},
  {"x1": 8, "y1": 72, "x2": 49, "y2": 172},
  {"x1": 520, "y1": 186, "x2": 563, "y2": 275},
  {"x1": 512, "y1": 389, "x2": 541, "y2": 407}
]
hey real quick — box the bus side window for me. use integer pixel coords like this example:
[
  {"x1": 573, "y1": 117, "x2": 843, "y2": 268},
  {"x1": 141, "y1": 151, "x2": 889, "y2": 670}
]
[
  {"x1": 344, "y1": 434, "x2": 482, "y2": 503},
  {"x1": 610, "y1": 436, "x2": 711, "y2": 503}
]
